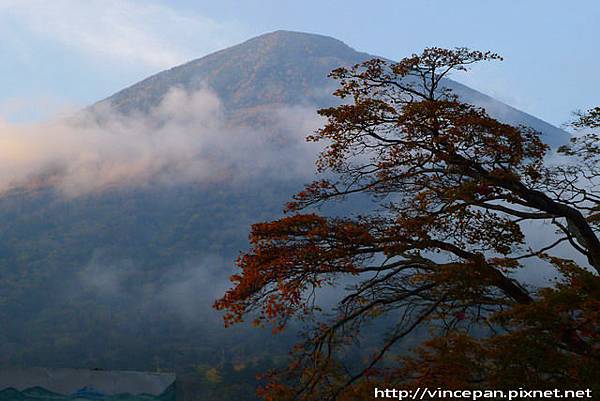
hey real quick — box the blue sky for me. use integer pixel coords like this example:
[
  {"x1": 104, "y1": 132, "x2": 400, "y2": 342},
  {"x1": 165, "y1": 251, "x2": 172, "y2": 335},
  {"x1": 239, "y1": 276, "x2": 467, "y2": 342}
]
[{"x1": 1, "y1": 0, "x2": 598, "y2": 125}]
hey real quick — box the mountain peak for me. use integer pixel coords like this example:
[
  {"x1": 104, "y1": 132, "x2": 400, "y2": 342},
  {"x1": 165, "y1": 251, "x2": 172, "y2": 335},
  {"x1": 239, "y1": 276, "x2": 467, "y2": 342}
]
[
  {"x1": 96, "y1": 31, "x2": 565, "y2": 145},
  {"x1": 241, "y1": 30, "x2": 357, "y2": 51},
  {"x1": 98, "y1": 31, "x2": 371, "y2": 114}
]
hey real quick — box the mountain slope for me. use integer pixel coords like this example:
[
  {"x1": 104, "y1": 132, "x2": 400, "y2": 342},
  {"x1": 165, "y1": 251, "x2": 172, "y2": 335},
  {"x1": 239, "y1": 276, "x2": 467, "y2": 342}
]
[
  {"x1": 97, "y1": 30, "x2": 566, "y2": 145},
  {"x1": 0, "y1": 31, "x2": 567, "y2": 400},
  {"x1": 97, "y1": 31, "x2": 370, "y2": 114}
]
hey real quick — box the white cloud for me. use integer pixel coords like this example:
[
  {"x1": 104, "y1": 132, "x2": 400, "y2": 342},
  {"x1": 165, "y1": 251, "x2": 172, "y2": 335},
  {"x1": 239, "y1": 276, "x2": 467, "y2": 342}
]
[
  {"x1": 0, "y1": 0, "x2": 247, "y2": 69},
  {"x1": 0, "y1": 87, "x2": 321, "y2": 197}
]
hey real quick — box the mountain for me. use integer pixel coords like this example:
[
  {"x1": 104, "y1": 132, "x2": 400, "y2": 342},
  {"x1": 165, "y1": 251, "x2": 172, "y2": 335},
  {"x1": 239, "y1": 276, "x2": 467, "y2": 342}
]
[
  {"x1": 98, "y1": 31, "x2": 370, "y2": 114},
  {"x1": 0, "y1": 31, "x2": 567, "y2": 400},
  {"x1": 96, "y1": 30, "x2": 566, "y2": 145}
]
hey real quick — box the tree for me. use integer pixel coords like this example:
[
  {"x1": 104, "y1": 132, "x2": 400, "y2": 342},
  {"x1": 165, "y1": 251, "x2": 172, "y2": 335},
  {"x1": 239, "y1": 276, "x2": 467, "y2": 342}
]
[{"x1": 214, "y1": 48, "x2": 600, "y2": 400}]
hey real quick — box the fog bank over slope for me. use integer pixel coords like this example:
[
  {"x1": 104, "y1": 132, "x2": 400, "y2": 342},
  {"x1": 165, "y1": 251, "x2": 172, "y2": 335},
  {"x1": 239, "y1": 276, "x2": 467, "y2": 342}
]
[{"x1": 0, "y1": 88, "x2": 320, "y2": 196}]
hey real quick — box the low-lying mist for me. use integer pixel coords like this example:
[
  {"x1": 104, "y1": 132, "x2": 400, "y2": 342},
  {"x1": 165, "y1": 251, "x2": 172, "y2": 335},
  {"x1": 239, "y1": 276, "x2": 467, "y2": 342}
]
[{"x1": 0, "y1": 87, "x2": 322, "y2": 197}]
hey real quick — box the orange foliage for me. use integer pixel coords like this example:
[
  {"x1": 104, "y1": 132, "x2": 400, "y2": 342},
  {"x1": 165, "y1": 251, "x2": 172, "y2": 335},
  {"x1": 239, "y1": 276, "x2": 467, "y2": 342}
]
[{"x1": 214, "y1": 49, "x2": 600, "y2": 400}]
